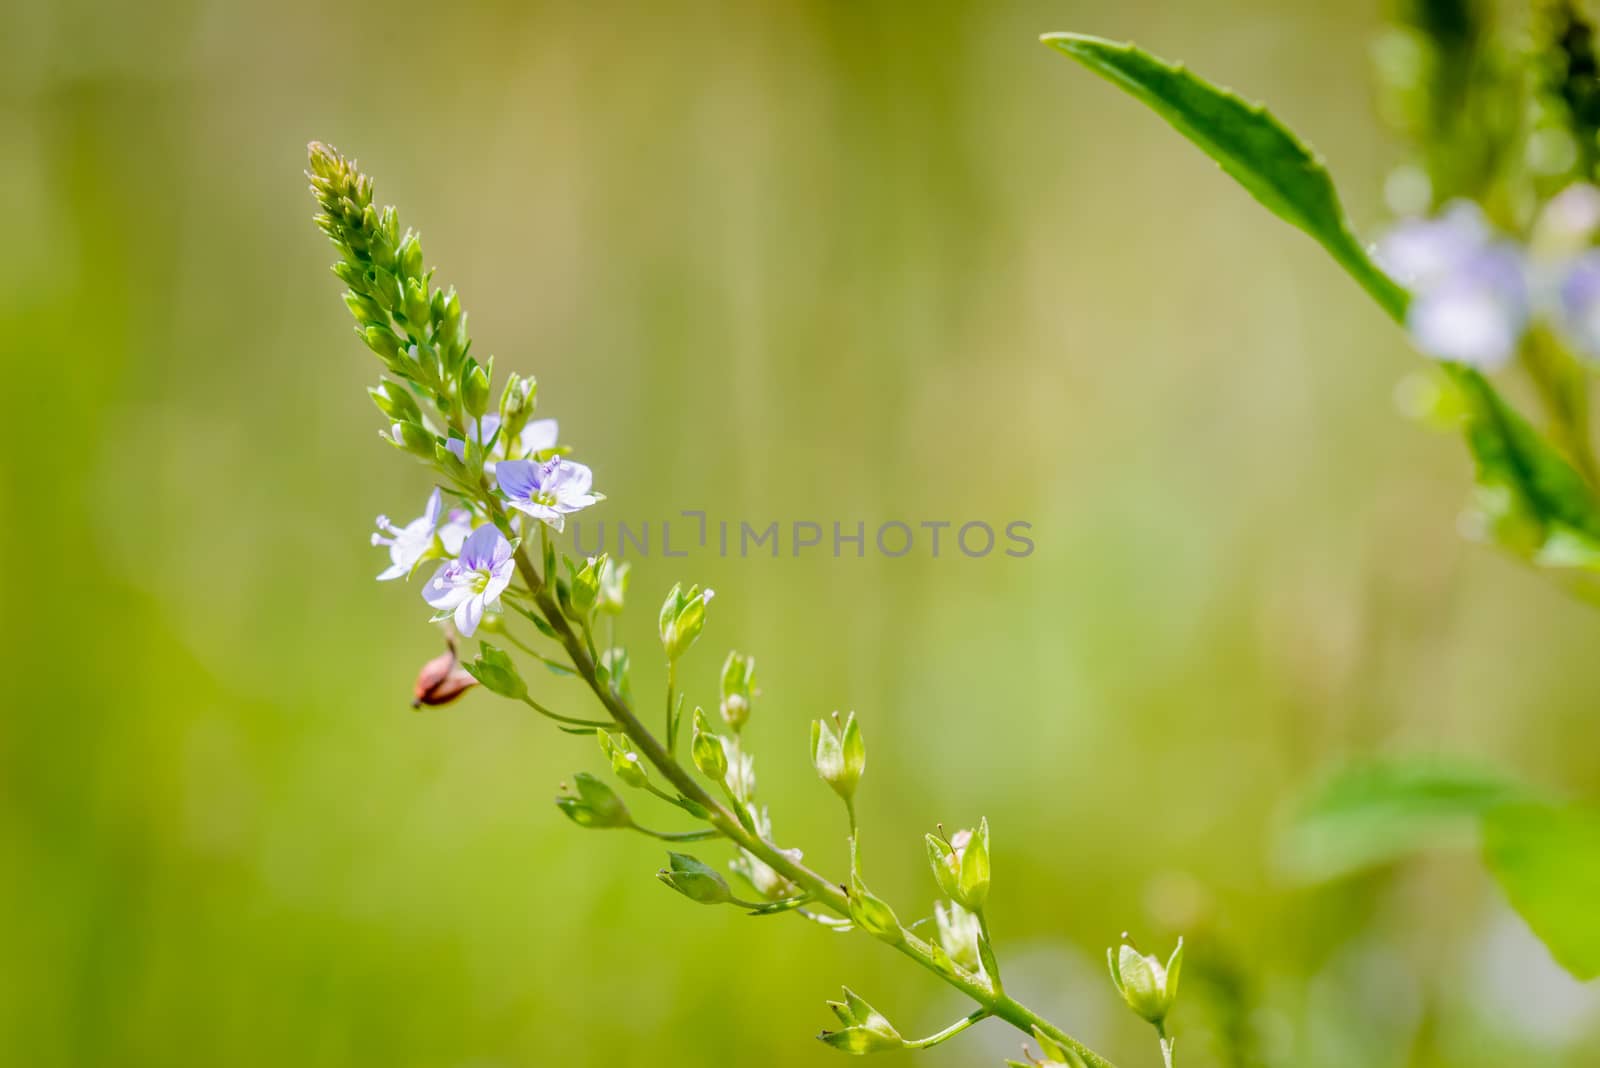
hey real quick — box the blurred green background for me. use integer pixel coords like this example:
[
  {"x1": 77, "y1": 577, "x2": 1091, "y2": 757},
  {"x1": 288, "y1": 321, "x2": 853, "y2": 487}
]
[{"x1": 4, "y1": 0, "x2": 1599, "y2": 1065}]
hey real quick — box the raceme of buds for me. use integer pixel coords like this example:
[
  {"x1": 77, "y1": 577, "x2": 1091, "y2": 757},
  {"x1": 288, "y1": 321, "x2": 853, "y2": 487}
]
[
  {"x1": 925, "y1": 819, "x2": 991, "y2": 912},
  {"x1": 810, "y1": 710, "x2": 865, "y2": 803},
  {"x1": 719, "y1": 650, "x2": 756, "y2": 730},
  {"x1": 659, "y1": 582, "x2": 713, "y2": 660},
  {"x1": 411, "y1": 640, "x2": 477, "y2": 708},
  {"x1": 597, "y1": 729, "x2": 648, "y2": 789},
  {"x1": 934, "y1": 900, "x2": 983, "y2": 973},
  {"x1": 1107, "y1": 935, "x2": 1183, "y2": 1027},
  {"x1": 847, "y1": 873, "x2": 903, "y2": 945},
  {"x1": 819, "y1": 987, "x2": 904, "y2": 1055},
  {"x1": 691, "y1": 708, "x2": 728, "y2": 782},
  {"x1": 656, "y1": 852, "x2": 732, "y2": 905},
  {"x1": 555, "y1": 773, "x2": 632, "y2": 830}
]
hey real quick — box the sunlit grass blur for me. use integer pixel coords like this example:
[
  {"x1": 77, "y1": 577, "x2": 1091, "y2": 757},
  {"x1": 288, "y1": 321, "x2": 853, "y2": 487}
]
[{"x1": 4, "y1": 0, "x2": 1599, "y2": 1065}]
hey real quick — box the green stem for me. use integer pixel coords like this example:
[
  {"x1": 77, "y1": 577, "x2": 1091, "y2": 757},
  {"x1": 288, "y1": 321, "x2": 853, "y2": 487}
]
[
  {"x1": 902, "y1": 1007, "x2": 992, "y2": 1049},
  {"x1": 632, "y1": 824, "x2": 721, "y2": 843},
  {"x1": 493, "y1": 511, "x2": 1119, "y2": 1068},
  {"x1": 518, "y1": 694, "x2": 611, "y2": 730}
]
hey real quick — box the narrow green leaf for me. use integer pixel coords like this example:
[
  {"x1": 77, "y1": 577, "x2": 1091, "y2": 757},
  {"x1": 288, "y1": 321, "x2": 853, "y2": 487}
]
[
  {"x1": 1483, "y1": 802, "x2": 1600, "y2": 981},
  {"x1": 1042, "y1": 32, "x2": 1407, "y2": 321},
  {"x1": 1450, "y1": 366, "x2": 1600, "y2": 547},
  {"x1": 1278, "y1": 758, "x2": 1533, "y2": 882}
]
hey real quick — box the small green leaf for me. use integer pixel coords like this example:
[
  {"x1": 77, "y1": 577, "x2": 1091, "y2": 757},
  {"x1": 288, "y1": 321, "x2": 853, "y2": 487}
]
[
  {"x1": 1278, "y1": 758, "x2": 1533, "y2": 881},
  {"x1": 1042, "y1": 32, "x2": 1407, "y2": 321},
  {"x1": 1483, "y1": 802, "x2": 1600, "y2": 980},
  {"x1": 1451, "y1": 366, "x2": 1600, "y2": 550}
]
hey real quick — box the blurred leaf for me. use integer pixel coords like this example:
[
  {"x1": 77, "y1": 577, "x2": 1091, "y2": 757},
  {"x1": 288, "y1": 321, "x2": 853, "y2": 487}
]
[
  {"x1": 1483, "y1": 802, "x2": 1600, "y2": 980},
  {"x1": 1041, "y1": 32, "x2": 1408, "y2": 320},
  {"x1": 1451, "y1": 366, "x2": 1600, "y2": 557},
  {"x1": 1279, "y1": 758, "x2": 1534, "y2": 881}
]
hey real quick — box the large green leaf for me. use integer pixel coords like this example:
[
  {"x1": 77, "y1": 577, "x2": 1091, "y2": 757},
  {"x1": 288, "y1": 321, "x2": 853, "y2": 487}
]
[
  {"x1": 1483, "y1": 803, "x2": 1600, "y2": 980},
  {"x1": 1041, "y1": 32, "x2": 1408, "y2": 321},
  {"x1": 1278, "y1": 758, "x2": 1534, "y2": 882},
  {"x1": 1045, "y1": 32, "x2": 1600, "y2": 564}
]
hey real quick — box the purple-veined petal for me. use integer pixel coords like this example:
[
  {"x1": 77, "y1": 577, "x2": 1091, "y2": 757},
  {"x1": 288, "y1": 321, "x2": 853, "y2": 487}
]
[
  {"x1": 496, "y1": 459, "x2": 541, "y2": 502},
  {"x1": 456, "y1": 525, "x2": 506, "y2": 571},
  {"x1": 423, "y1": 561, "x2": 470, "y2": 610}
]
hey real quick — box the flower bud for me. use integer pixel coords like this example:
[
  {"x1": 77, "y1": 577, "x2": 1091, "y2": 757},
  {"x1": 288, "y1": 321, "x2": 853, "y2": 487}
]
[
  {"x1": 555, "y1": 772, "x2": 632, "y2": 830},
  {"x1": 719, "y1": 650, "x2": 756, "y2": 729},
  {"x1": 846, "y1": 873, "x2": 903, "y2": 945},
  {"x1": 691, "y1": 708, "x2": 728, "y2": 782},
  {"x1": 402, "y1": 277, "x2": 432, "y2": 338},
  {"x1": 499, "y1": 372, "x2": 536, "y2": 431},
  {"x1": 598, "y1": 647, "x2": 632, "y2": 703},
  {"x1": 344, "y1": 290, "x2": 387, "y2": 327},
  {"x1": 659, "y1": 583, "x2": 713, "y2": 660},
  {"x1": 568, "y1": 554, "x2": 605, "y2": 619},
  {"x1": 1010, "y1": 1028, "x2": 1090, "y2": 1068},
  {"x1": 925, "y1": 819, "x2": 990, "y2": 912},
  {"x1": 597, "y1": 558, "x2": 630, "y2": 615},
  {"x1": 810, "y1": 710, "x2": 864, "y2": 802},
  {"x1": 411, "y1": 640, "x2": 477, "y2": 708},
  {"x1": 656, "y1": 852, "x2": 731, "y2": 905},
  {"x1": 368, "y1": 380, "x2": 423, "y2": 425},
  {"x1": 459, "y1": 358, "x2": 491, "y2": 420},
  {"x1": 1107, "y1": 935, "x2": 1183, "y2": 1027},
  {"x1": 819, "y1": 987, "x2": 903, "y2": 1055},
  {"x1": 597, "y1": 729, "x2": 648, "y2": 789},
  {"x1": 388, "y1": 421, "x2": 436, "y2": 458},
  {"x1": 934, "y1": 900, "x2": 982, "y2": 972},
  {"x1": 462, "y1": 643, "x2": 527, "y2": 701},
  {"x1": 397, "y1": 231, "x2": 424, "y2": 281},
  {"x1": 363, "y1": 324, "x2": 403, "y2": 363}
]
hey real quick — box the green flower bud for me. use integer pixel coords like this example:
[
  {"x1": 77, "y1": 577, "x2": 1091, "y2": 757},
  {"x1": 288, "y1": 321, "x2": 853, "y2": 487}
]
[
  {"x1": 567, "y1": 554, "x2": 605, "y2": 619},
  {"x1": 846, "y1": 873, "x2": 903, "y2": 945},
  {"x1": 462, "y1": 357, "x2": 492, "y2": 420},
  {"x1": 1107, "y1": 935, "x2": 1183, "y2": 1027},
  {"x1": 388, "y1": 421, "x2": 436, "y2": 458},
  {"x1": 368, "y1": 380, "x2": 422, "y2": 425},
  {"x1": 656, "y1": 852, "x2": 731, "y2": 905},
  {"x1": 691, "y1": 708, "x2": 728, "y2": 782},
  {"x1": 597, "y1": 729, "x2": 648, "y2": 789},
  {"x1": 397, "y1": 230, "x2": 424, "y2": 281},
  {"x1": 597, "y1": 558, "x2": 630, "y2": 615},
  {"x1": 598, "y1": 647, "x2": 632, "y2": 703},
  {"x1": 402, "y1": 277, "x2": 432, "y2": 337},
  {"x1": 819, "y1": 987, "x2": 903, "y2": 1054},
  {"x1": 810, "y1": 710, "x2": 864, "y2": 802},
  {"x1": 462, "y1": 643, "x2": 526, "y2": 701},
  {"x1": 925, "y1": 819, "x2": 990, "y2": 912},
  {"x1": 555, "y1": 773, "x2": 632, "y2": 830},
  {"x1": 363, "y1": 324, "x2": 403, "y2": 363},
  {"x1": 344, "y1": 290, "x2": 387, "y2": 327},
  {"x1": 934, "y1": 900, "x2": 982, "y2": 972},
  {"x1": 719, "y1": 650, "x2": 756, "y2": 729},
  {"x1": 658, "y1": 583, "x2": 713, "y2": 660}
]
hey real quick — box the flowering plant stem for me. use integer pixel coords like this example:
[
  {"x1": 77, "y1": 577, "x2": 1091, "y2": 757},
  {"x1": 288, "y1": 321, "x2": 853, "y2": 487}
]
[{"x1": 494, "y1": 504, "x2": 1116, "y2": 1068}]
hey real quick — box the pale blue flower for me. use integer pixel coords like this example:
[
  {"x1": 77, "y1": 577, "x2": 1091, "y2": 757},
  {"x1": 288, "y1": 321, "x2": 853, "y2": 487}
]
[
  {"x1": 371, "y1": 488, "x2": 471, "y2": 581},
  {"x1": 1376, "y1": 201, "x2": 1529, "y2": 369},
  {"x1": 446, "y1": 416, "x2": 560, "y2": 468},
  {"x1": 423, "y1": 524, "x2": 515, "y2": 636},
  {"x1": 1559, "y1": 252, "x2": 1600, "y2": 358},
  {"x1": 496, "y1": 456, "x2": 601, "y2": 532}
]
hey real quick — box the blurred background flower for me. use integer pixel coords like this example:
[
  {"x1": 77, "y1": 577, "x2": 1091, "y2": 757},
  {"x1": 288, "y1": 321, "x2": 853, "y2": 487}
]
[{"x1": 3, "y1": 0, "x2": 1599, "y2": 1065}]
